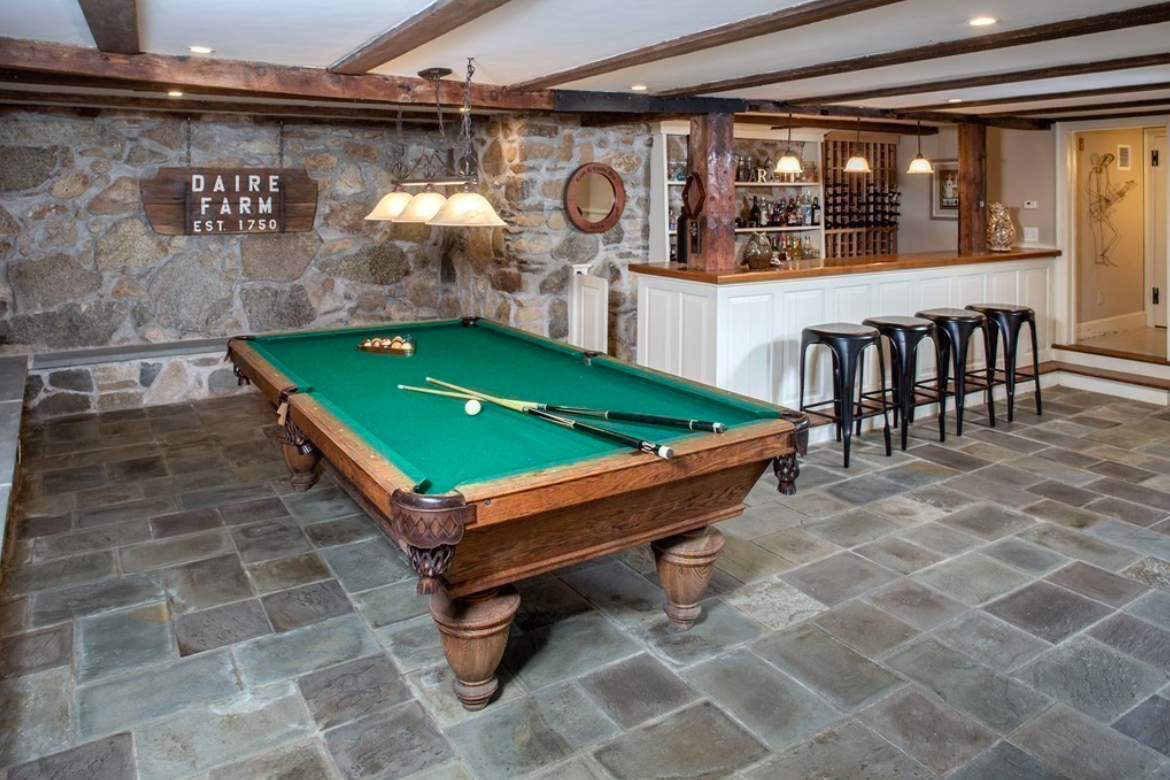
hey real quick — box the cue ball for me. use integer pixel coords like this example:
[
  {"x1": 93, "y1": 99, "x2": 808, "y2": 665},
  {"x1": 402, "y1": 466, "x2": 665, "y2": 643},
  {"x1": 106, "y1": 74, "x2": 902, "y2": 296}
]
[{"x1": 464, "y1": 399, "x2": 482, "y2": 416}]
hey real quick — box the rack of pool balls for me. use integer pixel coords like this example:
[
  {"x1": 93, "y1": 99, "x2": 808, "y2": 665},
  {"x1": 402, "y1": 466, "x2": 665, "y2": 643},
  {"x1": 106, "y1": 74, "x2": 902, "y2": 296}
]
[{"x1": 358, "y1": 335, "x2": 415, "y2": 356}]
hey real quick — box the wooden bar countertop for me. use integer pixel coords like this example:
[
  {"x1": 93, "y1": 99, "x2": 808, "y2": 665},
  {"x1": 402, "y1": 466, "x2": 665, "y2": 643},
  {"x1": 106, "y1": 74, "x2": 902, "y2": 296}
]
[{"x1": 628, "y1": 247, "x2": 1061, "y2": 285}]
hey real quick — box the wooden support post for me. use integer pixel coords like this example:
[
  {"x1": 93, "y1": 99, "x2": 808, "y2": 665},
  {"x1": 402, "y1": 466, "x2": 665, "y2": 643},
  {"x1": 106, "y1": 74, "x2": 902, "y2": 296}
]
[
  {"x1": 958, "y1": 123, "x2": 987, "y2": 255},
  {"x1": 687, "y1": 113, "x2": 737, "y2": 271}
]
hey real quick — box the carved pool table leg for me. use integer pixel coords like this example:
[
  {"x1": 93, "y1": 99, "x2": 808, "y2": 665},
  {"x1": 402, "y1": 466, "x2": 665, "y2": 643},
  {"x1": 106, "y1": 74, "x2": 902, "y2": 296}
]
[
  {"x1": 283, "y1": 443, "x2": 320, "y2": 491},
  {"x1": 430, "y1": 585, "x2": 520, "y2": 711},
  {"x1": 652, "y1": 527, "x2": 725, "y2": 632}
]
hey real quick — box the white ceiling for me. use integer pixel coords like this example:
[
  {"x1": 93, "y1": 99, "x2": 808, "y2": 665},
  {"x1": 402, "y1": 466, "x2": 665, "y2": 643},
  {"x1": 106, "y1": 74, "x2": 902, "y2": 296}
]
[{"x1": 0, "y1": 0, "x2": 1168, "y2": 119}]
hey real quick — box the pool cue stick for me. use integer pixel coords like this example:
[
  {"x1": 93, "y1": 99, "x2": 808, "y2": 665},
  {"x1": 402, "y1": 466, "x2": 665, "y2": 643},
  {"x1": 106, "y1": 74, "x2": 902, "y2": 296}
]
[
  {"x1": 425, "y1": 378, "x2": 675, "y2": 460},
  {"x1": 398, "y1": 384, "x2": 724, "y2": 433}
]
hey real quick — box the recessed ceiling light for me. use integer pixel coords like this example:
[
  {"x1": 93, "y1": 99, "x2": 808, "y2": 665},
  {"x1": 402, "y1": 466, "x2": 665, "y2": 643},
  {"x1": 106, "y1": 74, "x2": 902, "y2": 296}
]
[
  {"x1": 630, "y1": 84, "x2": 649, "y2": 92},
  {"x1": 948, "y1": 98, "x2": 964, "y2": 103},
  {"x1": 167, "y1": 90, "x2": 183, "y2": 97},
  {"x1": 968, "y1": 16, "x2": 998, "y2": 26},
  {"x1": 187, "y1": 45, "x2": 214, "y2": 54}
]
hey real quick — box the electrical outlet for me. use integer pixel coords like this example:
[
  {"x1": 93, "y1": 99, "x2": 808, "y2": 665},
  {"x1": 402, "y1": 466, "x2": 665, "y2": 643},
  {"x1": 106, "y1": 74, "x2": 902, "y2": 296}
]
[
  {"x1": 1024, "y1": 227, "x2": 1039, "y2": 243},
  {"x1": 1023, "y1": 200, "x2": 1038, "y2": 210}
]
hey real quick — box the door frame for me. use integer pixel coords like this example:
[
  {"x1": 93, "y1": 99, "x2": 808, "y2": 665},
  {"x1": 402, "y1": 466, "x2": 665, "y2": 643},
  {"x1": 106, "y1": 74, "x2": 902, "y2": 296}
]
[
  {"x1": 1054, "y1": 115, "x2": 1170, "y2": 353},
  {"x1": 1145, "y1": 127, "x2": 1166, "y2": 329}
]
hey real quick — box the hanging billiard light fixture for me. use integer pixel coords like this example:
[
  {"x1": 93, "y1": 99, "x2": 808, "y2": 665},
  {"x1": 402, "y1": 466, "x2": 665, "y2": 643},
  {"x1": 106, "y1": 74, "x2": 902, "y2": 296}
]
[
  {"x1": 367, "y1": 110, "x2": 417, "y2": 221},
  {"x1": 844, "y1": 117, "x2": 872, "y2": 174},
  {"x1": 774, "y1": 112, "x2": 803, "y2": 175},
  {"x1": 906, "y1": 120, "x2": 934, "y2": 174}
]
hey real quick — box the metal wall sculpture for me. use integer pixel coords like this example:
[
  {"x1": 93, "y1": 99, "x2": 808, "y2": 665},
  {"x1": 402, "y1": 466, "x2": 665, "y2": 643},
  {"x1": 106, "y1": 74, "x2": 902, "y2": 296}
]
[{"x1": 1086, "y1": 152, "x2": 1137, "y2": 267}]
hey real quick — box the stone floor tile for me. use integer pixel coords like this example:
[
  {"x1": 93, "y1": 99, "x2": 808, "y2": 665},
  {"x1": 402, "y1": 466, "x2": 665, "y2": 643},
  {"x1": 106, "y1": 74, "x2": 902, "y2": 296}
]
[
  {"x1": 684, "y1": 648, "x2": 840, "y2": 751},
  {"x1": 506, "y1": 612, "x2": 640, "y2": 692},
  {"x1": 635, "y1": 598, "x2": 764, "y2": 668},
  {"x1": 77, "y1": 648, "x2": 240, "y2": 739},
  {"x1": 1011, "y1": 703, "x2": 1164, "y2": 780},
  {"x1": 163, "y1": 554, "x2": 254, "y2": 614},
  {"x1": 449, "y1": 682, "x2": 616, "y2": 778},
  {"x1": 949, "y1": 741, "x2": 1071, "y2": 780},
  {"x1": 41, "y1": 464, "x2": 106, "y2": 493},
  {"x1": 1009, "y1": 454, "x2": 1100, "y2": 487},
  {"x1": 741, "y1": 719, "x2": 934, "y2": 780},
  {"x1": 376, "y1": 616, "x2": 446, "y2": 674},
  {"x1": 982, "y1": 537, "x2": 1072, "y2": 575},
  {"x1": 208, "y1": 741, "x2": 341, "y2": 780},
  {"x1": 1046, "y1": 561, "x2": 1148, "y2": 607},
  {"x1": 825, "y1": 475, "x2": 908, "y2": 506},
  {"x1": 6, "y1": 732, "x2": 135, "y2": 780},
  {"x1": 179, "y1": 482, "x2": 276, "y2": 512},
  {"x1": 136, "y1": 682, "x2": 314, "y2": 780},
  {"x1": 777, "y1": 489, "x2": 855, "y2": 520},
  {"x1": 870, "y1": 493, "x2": 950, "y2": 526},
  {"x1": 813, "y1": 599, "x2": 920, "y2": 657},
  {"x1": 867, "y1": 579, "x2": 967, "y2": 630},
  {"x1": 592, "y1": 701, "x2": 767, "y2": 779},
  {"x1": 245, "y1": 552, "x2": 332, "y2": 595},
  {"x1": 754, "y1": 526, "x2": 840, "y2": 565},
  {"x1": 1087, "y1": 519, "x2": 1170, "y2": 561},
  {"x1": 940, "y1": 502, "x2": 1036, "y2": 541},
  {"x1": 280, "y1": 485, "x2": 361, "y2": 524},
  {"x1": 724, "y1": 575, "x2": 827, "y2": 630},
  {"x1": 1125, "y1": 557, "x2": 1170, "y2": 591},
  {"x1": 77, "y1": 602, "x2": 172, "y2": 682},
  {"x1": 885, "y1": 637, "x2": 1050, "y2": 733},
  {"x1": 1089, "y1": 613, "x2": 1170, "y2": 672},
  {"x1": 719, "y1": 499, "x2": 806, "y2": 538},
  {"x1": 320, "y1": 537, "x2": 413, "y2": 594},
  {"x1": 119, "y1": 529, "x2": 233, "y2": 573},
  {"x1": 16, "y1": 513, "x2": 71, "y2": 540},
  {"x1": 76, "y1": 497, "x2": 177, "y2": 529},
  {"x1": 1020, "y1": 635, "x2": 1167, "y2": 721},
  {"x1": 1127, "y1": 590, "x2": 1170, "y2": 630},
  {"x1": 353, "y1": 578, "x2": 431, "y2": 630},
  {"x1": 932, "y1": 611, "x2": 1051, "y2": 671},
  {"x1": 974, "y1": 463, "x2": 1047, "y2": 488},
  {"x1": 911, "y1": 553, "x2": 1033, "y2": 606},
  {"x1": 878, "y1": 460, "x2": 959, "y2": 490},
  {"x1": 217, "y1": 496, "x2": 289, "y2": 525},
  {"x1": 524, "y1": 755, "x2": 609, "y2": 780},
  {"x1": 0, "y1": 667, "x2": 73, "y2": 769},
  {"x1": 1084, "y1": 496, "x2": 1167, "y2": 527},
  {"x1": 1017, "y1": 524, "x2": 1141, "y2": 572},
  {"x1": 175, "y1": 599, "x2": 272, "y2": 655},
  {"x1": 33, "y1": 520, "x2": 152, "y2": 562},
  {"x1": 297, "y1": 654, "x2": 411, "y2": 731},
  {"x1": 1112, "y1": 695, "x2": 1170, "y2": 758},
  {"x1": 404, "y1": 663, "x2": 524, "y2": 730},
  {"x1": 897, "y1": 522, "x2": 982, "y2": 556},
  {"x1": 987, "y1": 581, "x2": 1114, "y2": 643},
  {"x1": 302, "y1": 515, "x2": 377, "y2": 548},
  {"x1": 948, "y1": 473, "x2": 1046, "y2": 509},
  {"x1": 806, "y1": 509, "x2": 899, "y2": 548},
  {"x1": 231, "y1": 520, "x2": 312, "y2": 565},
  {"x1": 1028, "y1": 480, "x2": 1102, "y2": 507},
  {"x1": 0, "y1": 623, "x2": 72, "y2": 680},
  {"x1": 967, "y1": 429, "x2": 1049, "y2": 455},
  {"x1": 5, "y1": 551, "x2": 116, "y2": 596},
  {"x1": 911, "y1": 444, "x2": 992, "y2": 473},
  {"x1": 1086, "y1": 477, "x2": 1170, "y2": 514},
  {"x1": 858, "y1": 688, "x2": 996, "y2": 775},
  {"x1": 780, "y1": 552, "x2": 898, "y2": 607},
  {"x1": 714, "y1": 534, "x2": 793, "y2": 583},
  {"x1": 235, "y1": 615, "x2": 380, "y2": 687},
  {"x1": 0, "y1": 599, "x2": 27, "y2": 638},
  {"x1": 28, "y1": 572, "x2": 163, "y2": 627},
  {"x1": 106, "y1": 455, "x2": 168, "y2": 483},
  {"x1": 150, "y1": 507, "x2": 222, "y2": 539},
  {"x1": 854, "y1": 537, "x2": 944, "y2": 575},
  {"x1": 1024, "y1": 499, "x2": 1106, "y2": 530},
  {"x1": 581, "y1": 653, "x2": 697, "y2": 730},
  {"x1": 753, "y1": 624, "x2": 904, "y2": 711},
  {"x1": 559, "y1": 560, "x2": 666, "y2": 628},
  {"x1": 261, "y1": 579, "x2": 352, "y2": 632}
]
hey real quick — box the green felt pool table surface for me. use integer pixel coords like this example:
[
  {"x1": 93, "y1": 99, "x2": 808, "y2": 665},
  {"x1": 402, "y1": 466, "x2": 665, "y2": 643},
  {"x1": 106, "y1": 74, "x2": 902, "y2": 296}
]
[{"x1": 247, "y1": 319, "x2": 781, "y2": 495}]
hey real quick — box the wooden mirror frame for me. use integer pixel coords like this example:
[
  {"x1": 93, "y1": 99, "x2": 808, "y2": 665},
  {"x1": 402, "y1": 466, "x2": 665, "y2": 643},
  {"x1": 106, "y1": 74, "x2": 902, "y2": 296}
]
[{"x1": 564, "y1": 163, "x2": 626, "y2": 234}]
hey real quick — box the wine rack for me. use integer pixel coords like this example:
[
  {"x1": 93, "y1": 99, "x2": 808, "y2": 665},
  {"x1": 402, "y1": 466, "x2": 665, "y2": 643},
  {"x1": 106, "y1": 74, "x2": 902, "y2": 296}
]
[{"x1": 822, "y1": 132, "x2": 900, "y2": 259}]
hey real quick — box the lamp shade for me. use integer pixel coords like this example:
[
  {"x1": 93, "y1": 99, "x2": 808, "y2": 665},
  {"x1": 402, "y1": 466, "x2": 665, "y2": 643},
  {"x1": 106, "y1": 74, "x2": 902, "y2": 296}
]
[
  {"x1": 844, "y1": 154, "x2": 871, "y2": 173},
  {"x1": 907, "y1": 154, "x2": 934, "y2": 174},
  {"x1": 427, "y1": 190, "x2": 506, "y2": 227},
  {"x1": 774, "y1": 153, "x2": 803, "y2": 174},
  {"x1": 365, "y1": 190, "x2": 414, "y2": 221},
  {"x1": 394, "y1": 189, "x2": 447, "y2": 223}
]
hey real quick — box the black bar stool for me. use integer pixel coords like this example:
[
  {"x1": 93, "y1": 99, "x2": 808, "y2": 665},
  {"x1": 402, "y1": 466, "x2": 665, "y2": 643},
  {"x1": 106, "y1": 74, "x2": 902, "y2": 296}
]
[
  {"x1": 861, "y1": 316, "x2": 947, "y2": 451},
  {"x1": 798, "y1": 323, "x2": 892, "y2": 467},
  {"x1": 914, "y1": 308, "x2": 996, "y2": 436},
  {"x1": 966, "y1": 303, "x2": 1043, "y2": 422}
]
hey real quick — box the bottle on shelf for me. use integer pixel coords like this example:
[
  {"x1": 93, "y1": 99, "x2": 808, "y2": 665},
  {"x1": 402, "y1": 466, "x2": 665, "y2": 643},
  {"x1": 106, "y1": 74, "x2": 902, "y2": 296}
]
[{"x1": 749, "y1": 196, "x2": 761, "y2": 228}]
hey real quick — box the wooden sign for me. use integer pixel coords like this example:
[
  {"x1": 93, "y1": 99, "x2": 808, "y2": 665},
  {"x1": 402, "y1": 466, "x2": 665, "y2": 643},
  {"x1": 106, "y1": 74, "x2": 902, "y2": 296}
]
[{"x1": 141, "y1": 168, "x2": 317, "y2": 235}]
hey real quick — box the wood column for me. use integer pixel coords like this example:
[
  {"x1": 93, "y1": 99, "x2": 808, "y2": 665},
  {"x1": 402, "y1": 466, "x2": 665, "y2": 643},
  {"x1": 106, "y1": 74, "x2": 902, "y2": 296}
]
[
  {"x1": 958, "y1": 123, "x2": 988, "y2": 255},
  {"x1": 687, "y1": 113, "x2": 737, "y2": 271}
]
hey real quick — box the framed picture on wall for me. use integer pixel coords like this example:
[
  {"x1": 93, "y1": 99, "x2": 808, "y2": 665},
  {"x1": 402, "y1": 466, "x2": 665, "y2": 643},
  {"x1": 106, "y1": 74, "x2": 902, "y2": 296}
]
[{"x1": 930, "y1": 160, "x2": 960, "y2": 220}]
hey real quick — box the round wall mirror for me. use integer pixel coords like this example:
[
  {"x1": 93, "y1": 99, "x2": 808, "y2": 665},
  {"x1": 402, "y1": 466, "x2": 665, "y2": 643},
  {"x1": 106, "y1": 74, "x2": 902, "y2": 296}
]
[{"x1": 564, "y1": 163, "x2": 625, "y2": 233}]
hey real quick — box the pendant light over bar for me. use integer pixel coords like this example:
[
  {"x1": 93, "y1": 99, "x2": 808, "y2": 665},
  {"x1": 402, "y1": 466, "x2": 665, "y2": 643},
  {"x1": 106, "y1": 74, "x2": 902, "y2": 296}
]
[
  {"x1": 906, "y1": 120, "x2": 934, "y2": 174},
  {"x1": 774, "y1": 112, "x2": 802, "y2": 175},
  {"x1": 844, "y1": 117, "x2": 871, "y2": 174}
]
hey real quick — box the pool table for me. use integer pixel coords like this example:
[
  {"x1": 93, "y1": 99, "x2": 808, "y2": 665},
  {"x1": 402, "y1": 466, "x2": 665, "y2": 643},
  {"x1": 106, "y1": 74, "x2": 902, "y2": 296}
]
[{"x1": 227, "y1": 317, "x2": 808, "y2": 709}]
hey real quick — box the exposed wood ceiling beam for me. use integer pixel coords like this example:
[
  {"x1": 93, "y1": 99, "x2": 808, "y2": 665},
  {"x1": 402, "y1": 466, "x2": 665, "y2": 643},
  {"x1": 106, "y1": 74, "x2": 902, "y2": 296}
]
[
  {"x1": 785, "y1": 53, "x2": 1170, "y2": 105},
  {"x1": 507, "y1": 0, "x2": 905, "y2": 92},
  {"x1": 553, "y1": 90, "x2": 744, "y2": 115},
  {"x1": 77, "y1": 0, "x2": 140, "y2": 54},
  {"x1": 329, "y1": 0, "x2": 515, "y2": 75},
  {"x1": 748, "y1": 102, "x2": 1052, "y2": 130},
  {"x1": 1038, "y1": 110, "x2": 1170, "y2": 123},
  {"x1": 734, "y1": 114, "x2": 938, "y2": 135},
  {"x1": 663, "y1": 3, "x2": 1170, "y2": 97},
  {"x1": 906, "y1": 81, "x2": 1170, "y2": 111},
  {"x1": 982, "y1": 97, "x2": 1170, "y2": 117}
]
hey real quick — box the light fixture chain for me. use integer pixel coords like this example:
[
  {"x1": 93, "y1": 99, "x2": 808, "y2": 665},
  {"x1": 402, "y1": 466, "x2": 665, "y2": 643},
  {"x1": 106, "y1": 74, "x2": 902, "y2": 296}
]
[
  {"x1": 278, "y1": 122, "x2": 285, "y2": 168},
  {"x1": 459, "y1": 58, "x2": 475, "y2": 177},
  {"x1": 184, "y1": 119, "x2": 191, "y2": 166}
]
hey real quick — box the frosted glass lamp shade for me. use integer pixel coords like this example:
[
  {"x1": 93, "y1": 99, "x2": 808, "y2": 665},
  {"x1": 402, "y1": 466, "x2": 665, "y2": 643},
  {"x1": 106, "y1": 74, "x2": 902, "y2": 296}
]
[
  {"x1": 774, "y1": 153, "x2": 802, "y2": 174},
  {"x1": 907, "y1": 154, "x2": 934, "y2": 174},
  {"x1": 427, "y1": 191, "x2": 506, "y2": 227},
  {"x1": 394, "y1": 189, "x2": 447, "y2": 223},
  {"x1": 365, "y1": 190, "x2": 414, "y2": 221},
  {"x1": 844, "y1": 154, "x2": 871, "y2": 173}
]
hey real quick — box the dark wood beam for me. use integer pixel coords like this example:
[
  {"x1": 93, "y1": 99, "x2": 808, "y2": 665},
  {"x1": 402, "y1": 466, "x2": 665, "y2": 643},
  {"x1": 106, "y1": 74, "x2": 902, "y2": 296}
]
[
  {"x1": 329, "y1": 0, "x2": 515, "y2": 75},
  {"x1": 907, "y1": 81, "x2": 1170, "y2": 112},
  {"x1": 1026, "y1": 109, "x2": 1170, "y2": 123},
  {"x1": 958, "y1": 123, "x2": 987, "y2": 255},
  {"x1": 749, "y1": 102, "x2": 1052, "y2": 130},
  {"x1": 687, "y1": 114, "x2": 737, "y2": 272},
  {"x1": 734, "y1": 114, "x2": 937, "y2": 135},
  {"x1": 553, "y1": 90, "x2": 744, "y2": 115},
  {"x1": 983, "y1": 97, "x2": 1170, "y2": 116},
  {"x1": 0, "y1": 37, "x2": 553, "y2": 111},
  {"x1": 507, "y1": 0, "x2": 905, "y2": 92},
  {"x1": 786, "y1": 53, "x2": 1170, "y2": 105},
  {"x1": 77, "y1": 0, "x2": 139, "y2": 54},
  {"x1": 662, "y1": 3, "x2": 1170, "y2": 97}
]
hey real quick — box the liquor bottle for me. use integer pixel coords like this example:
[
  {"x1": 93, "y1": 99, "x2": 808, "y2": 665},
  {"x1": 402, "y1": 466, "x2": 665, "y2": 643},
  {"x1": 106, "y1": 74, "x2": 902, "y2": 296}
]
[
  {"x1": 803, "y1": 235, "x2": 815, "y2": 260},
  {"x1": 749, "y1": 196, "x2": 761, "y2": 228},
  {"x1": 811, "y1": 197, "x2": 821, "y2": 226},
  {"x1": 668, "y1": 208, "x2": 677, "y2": 232},
  {"x1": 790, "y1": 235, "x2": 803, "y2": 262}
]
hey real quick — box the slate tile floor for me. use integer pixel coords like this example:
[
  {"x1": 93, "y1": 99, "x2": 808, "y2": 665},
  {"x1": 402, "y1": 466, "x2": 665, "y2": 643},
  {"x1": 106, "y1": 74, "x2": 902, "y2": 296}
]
[{"x1": 5, "y1": 387, "x2": 1170, "y2": 779}]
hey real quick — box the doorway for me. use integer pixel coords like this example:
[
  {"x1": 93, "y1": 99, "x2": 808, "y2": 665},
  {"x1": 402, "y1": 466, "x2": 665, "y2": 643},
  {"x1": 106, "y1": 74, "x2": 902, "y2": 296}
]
[{"x1": 1073, "y1": 125, "x2": 1167, "y2": 361}]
